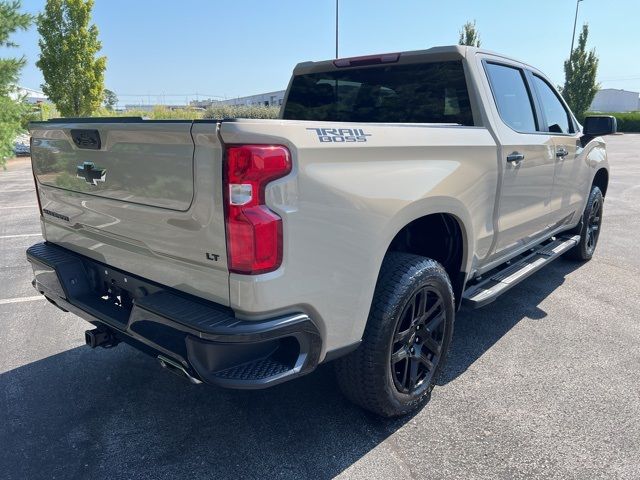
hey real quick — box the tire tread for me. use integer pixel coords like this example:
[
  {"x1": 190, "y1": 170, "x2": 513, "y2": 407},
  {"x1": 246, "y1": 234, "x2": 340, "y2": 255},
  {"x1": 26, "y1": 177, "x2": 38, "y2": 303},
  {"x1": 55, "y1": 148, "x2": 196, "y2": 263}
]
[
  {"x1": 565, "y1": 186, "x2": 603, "y2": 261},
  {"x1": 335, "y1": 252, "x2": 454, "y2": 417}
]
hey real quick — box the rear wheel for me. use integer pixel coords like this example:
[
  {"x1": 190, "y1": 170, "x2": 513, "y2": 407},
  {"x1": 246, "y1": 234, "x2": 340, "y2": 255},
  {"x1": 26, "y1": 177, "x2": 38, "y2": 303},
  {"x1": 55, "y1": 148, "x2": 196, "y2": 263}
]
[
  {"x1": 565, "y1": 186, "x2": 604, "y2": 261},
  {"x1": 335, "y1": 253, "x2": 455, "y2": 417}
]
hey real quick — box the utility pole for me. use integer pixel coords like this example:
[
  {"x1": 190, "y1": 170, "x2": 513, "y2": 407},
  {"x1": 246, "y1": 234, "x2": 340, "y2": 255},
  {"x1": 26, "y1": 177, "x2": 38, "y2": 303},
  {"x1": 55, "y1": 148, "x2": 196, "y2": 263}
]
[
  {"x1": 570, "y1": 0, "x2": 583, "y2": 60},
  {"x1": 335, "y1": 0, "x2": 339, "y2": 58}
]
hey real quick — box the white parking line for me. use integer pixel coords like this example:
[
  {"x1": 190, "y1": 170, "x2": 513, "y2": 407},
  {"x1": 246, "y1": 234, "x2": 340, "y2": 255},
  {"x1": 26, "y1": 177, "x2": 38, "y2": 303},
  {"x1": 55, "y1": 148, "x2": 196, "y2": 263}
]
[
  {"x1": 0, "y1": 189, "x2": 34, "y2": 193},
  {"x1": 0, "y1": 205, "x2": 36, "y2": 210},
  {"x1": 0, "y1": 296, "x2": 45, "y2": 305},
  {"x1": 0, "y1": 233, "x2": 41, "y2": 239}
]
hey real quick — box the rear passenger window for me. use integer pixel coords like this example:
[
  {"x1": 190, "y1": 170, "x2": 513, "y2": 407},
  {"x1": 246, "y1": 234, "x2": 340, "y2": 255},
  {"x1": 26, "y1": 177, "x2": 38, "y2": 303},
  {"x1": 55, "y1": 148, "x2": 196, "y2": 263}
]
[
  {"x1": 532, "y1": 75, "x2": 573, "y2": 134},
  {"x1": 485, "y1": 63, "x2": 537, "y2": 133}
]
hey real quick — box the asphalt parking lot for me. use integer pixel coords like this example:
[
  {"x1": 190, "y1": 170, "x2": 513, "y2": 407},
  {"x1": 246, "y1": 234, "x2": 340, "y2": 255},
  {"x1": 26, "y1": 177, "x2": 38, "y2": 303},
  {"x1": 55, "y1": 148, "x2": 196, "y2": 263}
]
[{"x1": 1, "y1": 135, "x2": 639, "y2": 480}]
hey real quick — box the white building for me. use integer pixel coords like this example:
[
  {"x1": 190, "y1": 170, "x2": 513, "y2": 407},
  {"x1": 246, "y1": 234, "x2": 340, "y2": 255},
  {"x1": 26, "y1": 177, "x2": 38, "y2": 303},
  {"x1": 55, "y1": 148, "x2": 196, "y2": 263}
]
[
  {"x1": 192, "y1": 90, "x2": 286, "y2": 108},
  {"x1": 590, "y1": 88, "x2": 639, "y2": 112},
  {"x1": 10, "y1": 86, "x2": 50, "y2": 104}
]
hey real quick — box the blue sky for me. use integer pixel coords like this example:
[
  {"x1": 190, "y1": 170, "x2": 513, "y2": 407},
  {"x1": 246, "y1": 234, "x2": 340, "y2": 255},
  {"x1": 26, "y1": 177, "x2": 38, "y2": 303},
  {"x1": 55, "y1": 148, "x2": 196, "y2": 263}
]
[{"x1": 4, "y1": 0, "x2": 639, "y2": 106}]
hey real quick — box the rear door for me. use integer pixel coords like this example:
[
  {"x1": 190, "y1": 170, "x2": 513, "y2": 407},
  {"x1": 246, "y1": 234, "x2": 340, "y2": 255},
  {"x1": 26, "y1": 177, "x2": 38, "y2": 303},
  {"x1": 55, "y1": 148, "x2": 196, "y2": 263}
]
[
  {"x1": 483, "y1": 61, "x2": 556, "y2": 256},
  {"x1": 30, "y1": 119, "x2": 230, "y2": 304},
  {"x1": 528, "y1": 74, "x2": 586, "y2": 228}
]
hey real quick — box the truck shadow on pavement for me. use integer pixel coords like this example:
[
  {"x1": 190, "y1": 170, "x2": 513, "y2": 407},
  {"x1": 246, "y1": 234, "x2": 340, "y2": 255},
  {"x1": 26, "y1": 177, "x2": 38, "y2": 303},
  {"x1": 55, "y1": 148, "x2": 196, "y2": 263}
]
[
  {"x1": 0, "y1": 259, "x2": 582, "y2": 480},
  {"x1": 0, "y1": 343, "x2": 404, "y2": 479},
  {"x1": 439, "y1": 258, "x2": 583, "y2": 385}
]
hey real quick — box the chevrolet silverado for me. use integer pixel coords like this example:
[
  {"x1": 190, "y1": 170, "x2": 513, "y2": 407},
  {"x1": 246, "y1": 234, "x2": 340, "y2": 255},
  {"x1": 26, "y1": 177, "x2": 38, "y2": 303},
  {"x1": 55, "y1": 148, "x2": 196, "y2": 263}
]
[{"x1": 26, "y1": 46, "x2": 616, "y2": 417}]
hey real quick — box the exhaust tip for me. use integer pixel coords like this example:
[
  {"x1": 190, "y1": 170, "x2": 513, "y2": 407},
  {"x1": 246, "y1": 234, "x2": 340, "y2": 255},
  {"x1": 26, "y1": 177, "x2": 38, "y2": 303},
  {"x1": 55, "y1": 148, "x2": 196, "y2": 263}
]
[{"x1": 158, "y1": 355, "x2": 202, "y2": 384}]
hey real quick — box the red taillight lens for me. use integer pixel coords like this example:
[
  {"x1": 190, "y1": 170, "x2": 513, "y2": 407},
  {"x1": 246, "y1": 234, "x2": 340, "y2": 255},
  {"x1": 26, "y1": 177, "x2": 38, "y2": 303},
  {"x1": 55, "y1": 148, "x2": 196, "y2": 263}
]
[{"x1": 224, "y1": 145, "x2": 291, "y2": 274}]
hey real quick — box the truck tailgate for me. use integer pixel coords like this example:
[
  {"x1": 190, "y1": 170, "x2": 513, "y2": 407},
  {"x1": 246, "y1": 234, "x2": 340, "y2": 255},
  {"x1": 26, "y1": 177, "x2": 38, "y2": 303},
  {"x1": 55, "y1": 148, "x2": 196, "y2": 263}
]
[{"x1": 29, "y1": 119, "x2": 230, "y2": 305}]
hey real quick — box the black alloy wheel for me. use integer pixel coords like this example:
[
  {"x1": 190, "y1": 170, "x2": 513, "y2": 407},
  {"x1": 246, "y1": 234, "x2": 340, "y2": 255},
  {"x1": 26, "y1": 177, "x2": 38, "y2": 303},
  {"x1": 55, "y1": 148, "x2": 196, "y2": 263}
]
[
  {"x1": 585, "y1": 194, "x2": 603, "y2": 256},
  {"x1": 390, "y1": 286, "x2": 445, "y2": 395},
  {"x1": 335, "y1": 252, "x2": 454, "y2": 417},
  {"x1": 565, "y1": 185, "x2": 604, "y2": 261}
]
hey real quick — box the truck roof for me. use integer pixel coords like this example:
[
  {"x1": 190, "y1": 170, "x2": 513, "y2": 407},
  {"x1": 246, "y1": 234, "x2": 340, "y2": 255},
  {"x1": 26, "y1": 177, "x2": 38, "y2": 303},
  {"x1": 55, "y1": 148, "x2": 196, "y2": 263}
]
[{"x1": 292, "y1": 45, "x2": 535, "y2": 76}]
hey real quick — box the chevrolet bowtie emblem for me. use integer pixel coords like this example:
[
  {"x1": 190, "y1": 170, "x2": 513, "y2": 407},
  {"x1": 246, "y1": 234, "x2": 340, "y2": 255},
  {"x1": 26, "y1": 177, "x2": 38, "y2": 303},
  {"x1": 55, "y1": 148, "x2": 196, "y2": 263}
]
[{"x1": 76, "y1": 161, "x2": 106, "y2": 186}]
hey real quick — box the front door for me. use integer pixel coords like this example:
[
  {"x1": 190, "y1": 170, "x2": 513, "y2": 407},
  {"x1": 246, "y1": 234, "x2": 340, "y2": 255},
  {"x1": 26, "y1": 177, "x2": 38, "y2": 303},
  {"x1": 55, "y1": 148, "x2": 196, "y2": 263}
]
[{"x1": 529, "y1": 74, "x2": 586, "y2": 229}]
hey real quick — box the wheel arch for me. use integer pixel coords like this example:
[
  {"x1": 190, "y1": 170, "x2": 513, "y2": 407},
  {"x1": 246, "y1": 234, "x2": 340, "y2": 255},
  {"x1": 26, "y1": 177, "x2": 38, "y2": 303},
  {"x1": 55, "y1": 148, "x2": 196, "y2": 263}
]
[
  {"x1": 380, "y1": 201, "x2": 473, "y2": 310},
  {"x1": 592, "y1": 167, "x2": 609, "y2": 197}
]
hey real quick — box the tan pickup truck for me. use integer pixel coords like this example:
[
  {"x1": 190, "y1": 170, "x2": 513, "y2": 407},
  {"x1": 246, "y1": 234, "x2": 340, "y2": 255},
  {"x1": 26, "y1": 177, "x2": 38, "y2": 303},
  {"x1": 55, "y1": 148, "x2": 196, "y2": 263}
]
[{"x1": 27, "y1": 45, "x2": 615, "y2": 417}]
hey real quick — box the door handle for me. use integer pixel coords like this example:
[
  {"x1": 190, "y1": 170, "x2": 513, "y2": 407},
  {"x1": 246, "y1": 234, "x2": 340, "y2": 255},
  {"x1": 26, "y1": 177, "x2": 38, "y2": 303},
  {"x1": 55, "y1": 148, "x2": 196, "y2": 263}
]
[
  {"x1": 556, "y1": 147, "x2": 569, "y2": 158},
  {"x1": 506, "y1": 152, "x2": 525, "y2": 163}
]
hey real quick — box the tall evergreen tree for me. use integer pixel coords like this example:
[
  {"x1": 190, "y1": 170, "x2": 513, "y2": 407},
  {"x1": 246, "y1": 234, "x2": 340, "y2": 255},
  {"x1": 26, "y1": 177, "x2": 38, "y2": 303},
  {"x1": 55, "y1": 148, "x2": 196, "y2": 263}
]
[
  {"x1": 458, "y1": 20, "x2": 481, "y2": 47},
  {"x1": 36, "y1": 0, "x2": 106, "y2": 117},
  {"x1": 562, "y1": 24, "x2": 599, "y2": 120},
  {"x1": 0, "y1": 0, "x2": 31, "y2": 168}
]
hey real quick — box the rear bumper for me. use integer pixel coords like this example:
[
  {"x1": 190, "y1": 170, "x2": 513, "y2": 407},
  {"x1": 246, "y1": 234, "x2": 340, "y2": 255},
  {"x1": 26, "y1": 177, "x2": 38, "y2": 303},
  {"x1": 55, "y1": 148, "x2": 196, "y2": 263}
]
[{"x1": 26, "y1": 242, "x2": 322, "y2": 389}]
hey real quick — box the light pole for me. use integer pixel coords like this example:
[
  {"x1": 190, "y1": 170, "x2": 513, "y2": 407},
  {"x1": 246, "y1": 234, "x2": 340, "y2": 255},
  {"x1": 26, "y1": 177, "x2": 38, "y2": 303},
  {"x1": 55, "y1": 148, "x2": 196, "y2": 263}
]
[
  {"x1": 569, "y1": 0, "x2": 583, "y2": 60},
  {"x1": 335, "y1": 0, "x2": 339, "y2": 58}
]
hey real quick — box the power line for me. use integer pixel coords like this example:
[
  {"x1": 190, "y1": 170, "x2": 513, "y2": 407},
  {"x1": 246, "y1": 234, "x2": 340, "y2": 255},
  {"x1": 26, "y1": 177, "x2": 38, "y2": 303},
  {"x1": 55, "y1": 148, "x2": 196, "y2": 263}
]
[{"x1": 598, "y1": 76, "x2": 640, "y2": 81}]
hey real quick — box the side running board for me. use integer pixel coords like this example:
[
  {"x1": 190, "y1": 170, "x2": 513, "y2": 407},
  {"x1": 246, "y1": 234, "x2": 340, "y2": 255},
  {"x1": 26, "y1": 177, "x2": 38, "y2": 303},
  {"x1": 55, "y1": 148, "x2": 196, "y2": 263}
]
[{"x1": 463, "y1": 235, "x2": 580, "y2": 309}]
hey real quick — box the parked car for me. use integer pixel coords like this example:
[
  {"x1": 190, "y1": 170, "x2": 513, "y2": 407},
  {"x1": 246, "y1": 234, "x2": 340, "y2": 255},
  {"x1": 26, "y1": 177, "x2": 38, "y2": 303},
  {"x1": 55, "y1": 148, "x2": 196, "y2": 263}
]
[
  {"x1": 13, "y1": 134, "x2": 31, "y2": 156},
  {"x1": 26, "y1": 46, "x2": 615, "y2": 416}
]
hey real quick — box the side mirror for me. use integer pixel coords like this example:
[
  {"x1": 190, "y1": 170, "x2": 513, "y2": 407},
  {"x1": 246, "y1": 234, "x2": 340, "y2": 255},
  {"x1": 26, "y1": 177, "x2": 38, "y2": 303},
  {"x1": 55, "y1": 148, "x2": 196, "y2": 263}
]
[{"x1": 583, "y1": 116, "x2": 617, "y2": 137}]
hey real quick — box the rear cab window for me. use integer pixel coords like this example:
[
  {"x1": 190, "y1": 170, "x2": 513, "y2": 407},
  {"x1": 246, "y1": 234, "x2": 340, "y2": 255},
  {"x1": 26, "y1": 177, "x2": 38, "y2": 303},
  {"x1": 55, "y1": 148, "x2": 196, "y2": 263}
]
[{"x1": 282, "y1": 61, "x2": 474, "y2": 125}]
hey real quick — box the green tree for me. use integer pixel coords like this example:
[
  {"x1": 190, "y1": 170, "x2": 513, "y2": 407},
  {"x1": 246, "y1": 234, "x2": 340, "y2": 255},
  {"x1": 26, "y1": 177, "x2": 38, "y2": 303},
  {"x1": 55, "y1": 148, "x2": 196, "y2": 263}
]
[
  {"x1": 102, "y1": 88, "x2": 117, "y2": 110},
  {"x1": 562, "y1": 23, "x2": 599, "y2": 120},
  {"x1": 458, "y1": 20, "x2": 481, "y2": 47},
  {"x1": 0, "y1": 1, "x2": 32, "y2": 168},
  {"x1": 36, "y1": 0, "x2": 106, "y2": 117}
]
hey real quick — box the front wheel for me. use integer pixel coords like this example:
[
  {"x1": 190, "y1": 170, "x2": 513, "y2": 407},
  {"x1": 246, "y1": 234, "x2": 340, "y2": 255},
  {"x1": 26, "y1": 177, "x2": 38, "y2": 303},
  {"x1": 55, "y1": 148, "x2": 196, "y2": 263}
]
[
  {"x1": 334, "y1": 253, "x2": 455, "y2": 417},
  {"x1": 565, "y1": 186, "x2": 604, "y2": 261}
]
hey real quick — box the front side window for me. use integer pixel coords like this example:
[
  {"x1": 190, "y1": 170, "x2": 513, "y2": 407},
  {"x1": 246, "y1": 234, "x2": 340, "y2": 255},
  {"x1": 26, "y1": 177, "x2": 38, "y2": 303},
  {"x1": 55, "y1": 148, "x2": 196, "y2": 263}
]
[
  {"x1": 485, "y1": 62, "x2": 537, "y2": 133},
  {"x1": 282, "y1": 61, "x2": 474, "y2": 125},
  {"x1": 532, "y1": 75, "x2": 573, "y2": 134}
]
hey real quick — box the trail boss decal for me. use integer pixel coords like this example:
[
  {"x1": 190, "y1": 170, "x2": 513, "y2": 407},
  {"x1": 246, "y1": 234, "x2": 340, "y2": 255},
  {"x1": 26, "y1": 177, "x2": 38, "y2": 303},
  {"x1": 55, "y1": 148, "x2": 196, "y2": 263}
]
[{"x1": 307, "y1": 128, "x2": 371, "y2": 143}]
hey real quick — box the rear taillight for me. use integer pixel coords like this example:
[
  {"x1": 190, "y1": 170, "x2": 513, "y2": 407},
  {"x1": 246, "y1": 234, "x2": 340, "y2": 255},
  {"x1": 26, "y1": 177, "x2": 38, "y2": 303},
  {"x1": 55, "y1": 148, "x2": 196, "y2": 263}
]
[{"x1": 224, "y1": 145, "x2": 291, "y2": 274}]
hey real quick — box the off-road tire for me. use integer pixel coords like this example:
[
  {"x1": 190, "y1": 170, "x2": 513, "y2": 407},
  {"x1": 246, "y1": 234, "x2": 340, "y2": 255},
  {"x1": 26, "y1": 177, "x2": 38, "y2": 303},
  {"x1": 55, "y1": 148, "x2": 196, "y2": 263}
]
[
  {"x1": 335, "y1": 252, "x2": 455, "y2": 417},
  {"x1": 565, "y1": 186, "x2": 604, "y2": 261}
]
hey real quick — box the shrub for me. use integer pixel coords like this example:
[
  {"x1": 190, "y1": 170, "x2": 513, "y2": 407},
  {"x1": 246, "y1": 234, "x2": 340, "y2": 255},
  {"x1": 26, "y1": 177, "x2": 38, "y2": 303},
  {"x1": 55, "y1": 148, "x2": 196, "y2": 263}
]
[
  {"x1": 21, "y1": 102, "x2": 61, "y2": 125},
  {"x1": 203, "y1": 104, "x2": 280, "y2": 120},
  {"x1": 28, "y1": 103, "x2": 281, "y2": 123},
  {"x1": 38, "y1": 102, "x2": 60, "y2": 121},
  {"x1": 145, "y1": 106, "x2": 205, "y2": 120},
  {"x1": 89, "y1": 105, "x2": 205, "y2": 120},
  {"x1": 585, "y1": 111, "x2": 640, "y2": 133},
  {"x1": 21, "y1": 103, "x2": 47, "y2": 129},
  {"x1": 0, "y1": 96, "x2": 28, "y2": 167}
]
